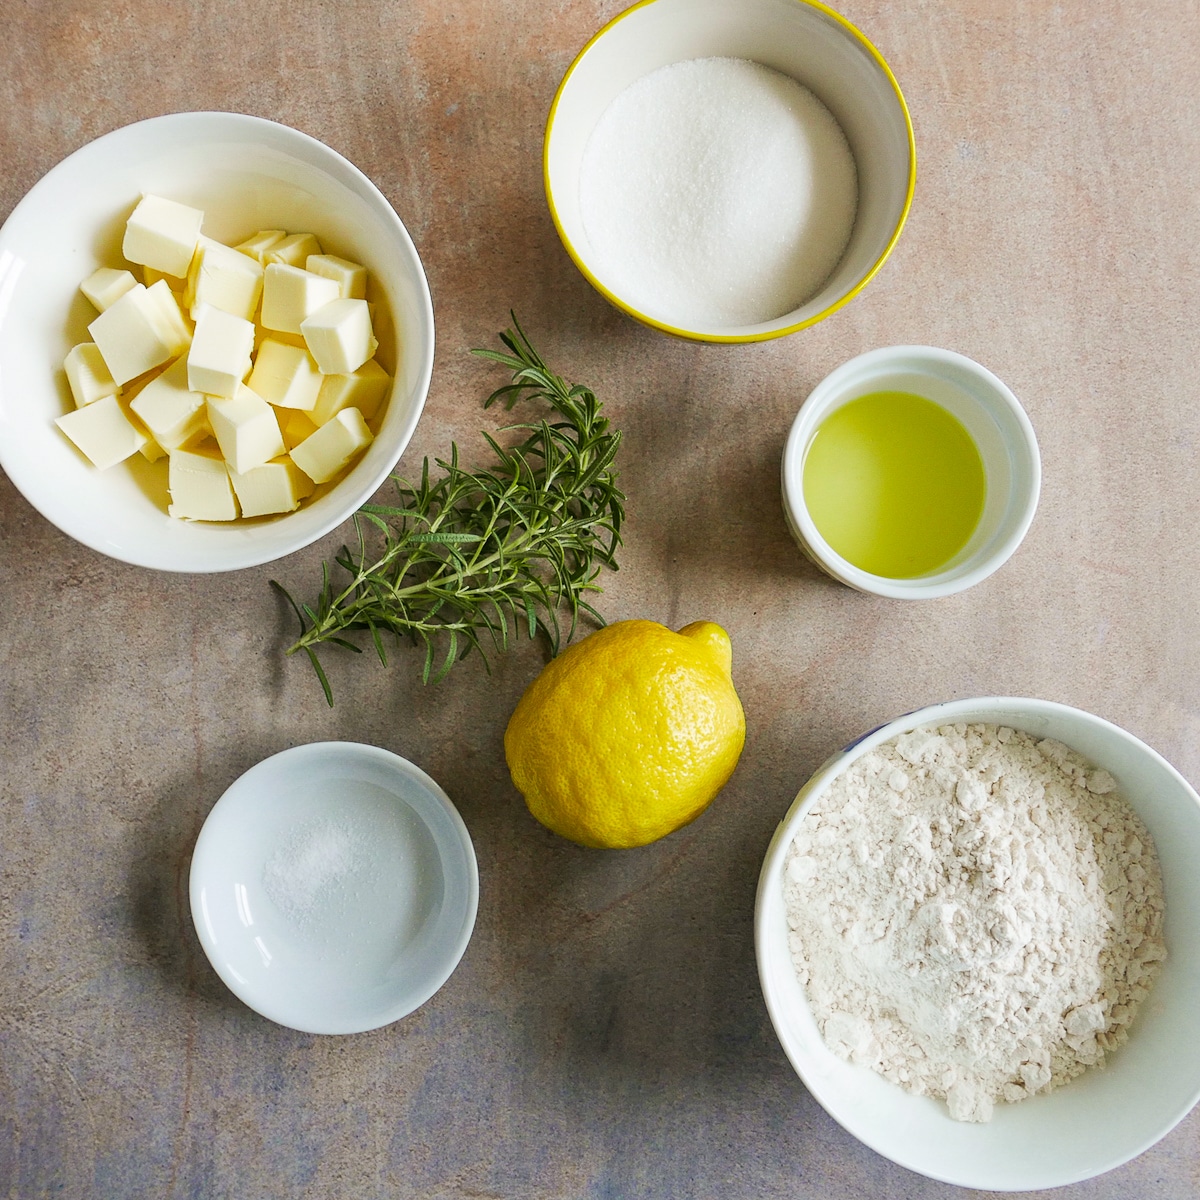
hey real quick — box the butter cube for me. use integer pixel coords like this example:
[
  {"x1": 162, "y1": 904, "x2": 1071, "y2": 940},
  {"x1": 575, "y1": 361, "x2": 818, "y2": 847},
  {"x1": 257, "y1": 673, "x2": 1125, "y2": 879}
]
[
  {"x1": 120, "y1": 360, "x2": 171, "y2": 402},
  {"x1": 229, "y1": 456, "x2": 315, "y2": 518},
  {"x1": 80, "y1": 267, "x2": 138, "y2": 312},
  {"x1": 187, "y1": 304, "x2": 254, "y2": 398},
  {"x1": 266, "y1": 232, "x2": 321, "y2": 267},
  {"x1": 261, "y1": 264, "x2": 340, "y2": 335},
  {"x1": 246, "y1": 338, "x2": 323, "y2": 410},
  {"x1": 138, "y1": 433, "x2": 167, "y2": 463},
  {"x1": 89, "y1": 282, "x2": 188, "y2": 385},
  {"x1": 207, "y1": 383, "x2": 285, "y2": 475},
  {"x1": 143, "y1": 265, "x2": 185, "y2": 292},
  {"x1": 254, "y1": 325, "x2": 306, "y2": 354},
  {"x1": 290, "y1": 407, "x2": 374, "y2": 484},
  {"x1": 55, "y1": 394, "x2": 147, "y2": 469},
  {"x1": 123, "y1": 194, "x2": 204, "y2": 277},
  {"x1": 186, "y1": 236, "x2": 264, "y2": 321},
  {"x1": 300, "y1": 298, "x2": 377, "y2": 375},
  {"x1": 128, "y1": 356, "x2": 208, "y2": 450},
  {"x1": 64, "y1": 343, "x2": 120, "y2": 407},
  {"x1": 305, "y1": 254, "x2": 367, "y2": 300},
  {"x1": 234, "y1": 229, "x2": 286, "y2": 264},
  {"x1": 311, "y1": 358, "x2": 390, "y2": 424},
  {"x1": 167, "y1": 448, "x2": 238, "y2": 520},
  {"x1": 146, "y1": 280, "x2": 192, "y2": 349},
  {"x1": 280, "y1": 408, "x2": 319, "y2": 449}
]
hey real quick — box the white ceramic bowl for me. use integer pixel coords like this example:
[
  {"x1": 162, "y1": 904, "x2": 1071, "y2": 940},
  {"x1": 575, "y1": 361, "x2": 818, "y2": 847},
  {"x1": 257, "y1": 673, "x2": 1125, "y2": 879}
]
[
  {"x1": 781, "y1": 346, "x2": 1041, "y2": 597},
  {"x1": 0, "y1": 112, "x2": 435, "y2": 572},
  {"x1": 190, "y1": 742, "x2": 478, "y2": 1035},
  {"x1": 544, "y1": 0, "x2": 915, "y2": 342},
  {"x1": 756, "y1": 698, "x2": 1200, "y2": 1191}
]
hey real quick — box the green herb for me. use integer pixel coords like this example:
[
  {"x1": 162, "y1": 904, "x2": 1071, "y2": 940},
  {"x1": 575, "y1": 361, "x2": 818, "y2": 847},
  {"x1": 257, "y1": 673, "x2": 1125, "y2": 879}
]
[{"x1": 273, "y1": 315, "x2": 624, "y2": 705}]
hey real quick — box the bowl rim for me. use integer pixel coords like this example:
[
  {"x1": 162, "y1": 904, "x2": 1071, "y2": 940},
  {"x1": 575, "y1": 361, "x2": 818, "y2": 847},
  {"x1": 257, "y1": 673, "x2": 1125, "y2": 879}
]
[
  {"x1": 189, "y1": 740, "x2": 479, "y2": 1035},
  {"x1": 754, "y1": 696, "x2": 1200, "y2": 1189},
  {"x1": 0, "y1": 110, "x2": 435, "y2": 573},
  {"x1": 781, "y1": 344, "x2": 1042, "y2": 598},
  {"x1": 542, "y1": 0, "x2": 917, "y2": 343}
]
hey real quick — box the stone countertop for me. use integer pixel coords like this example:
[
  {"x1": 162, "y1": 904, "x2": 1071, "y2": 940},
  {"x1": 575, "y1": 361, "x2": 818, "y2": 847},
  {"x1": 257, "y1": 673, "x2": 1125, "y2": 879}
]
[{"x1": 2, "y1": 1, "x2": 1199, "y2": 1197}]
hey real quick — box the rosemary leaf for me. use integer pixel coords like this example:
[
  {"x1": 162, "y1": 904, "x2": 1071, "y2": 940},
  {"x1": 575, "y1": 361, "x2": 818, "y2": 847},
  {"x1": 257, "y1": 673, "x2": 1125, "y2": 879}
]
[{"x1": 273, "y1": 314, "x2": 624, "y2": 705}]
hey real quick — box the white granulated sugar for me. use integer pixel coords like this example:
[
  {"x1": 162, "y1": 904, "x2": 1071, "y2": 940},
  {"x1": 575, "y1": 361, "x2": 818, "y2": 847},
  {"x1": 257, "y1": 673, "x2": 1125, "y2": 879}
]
[
  {"x1": 784, "y1": 724, "x2": 1166, "y2": 1123},
  {"x1": 578, "y1": 57, "x2": 857, "y2": 328},
  {"x1": 263, "y1": 816, "x2": 370, "y2": 927}
]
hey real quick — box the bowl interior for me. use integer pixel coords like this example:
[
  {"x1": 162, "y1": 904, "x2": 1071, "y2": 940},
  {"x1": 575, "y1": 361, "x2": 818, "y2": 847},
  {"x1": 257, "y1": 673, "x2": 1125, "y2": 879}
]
[
  {"x1": 0, "y1": 112, "x2": 434, "y2": 572},
  {"x1": 781, "y1": 347, "x2": 1041, "y2": 597},
  {"x1": 546, "y1": 0, "x2": 913, "y2": 339},
  {"x1": 190, "y1": 742, "x2": 478, "y2": 1035},
  {"x1": 756, "y1": 698, "x2": 1200, "y2": 1190}
]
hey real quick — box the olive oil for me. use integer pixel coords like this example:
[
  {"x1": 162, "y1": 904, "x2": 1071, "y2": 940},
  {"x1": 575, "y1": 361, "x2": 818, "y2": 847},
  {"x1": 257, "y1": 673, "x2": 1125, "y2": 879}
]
[{"x1": 802, "y1": 391, "x2": 986, "y2": 578}]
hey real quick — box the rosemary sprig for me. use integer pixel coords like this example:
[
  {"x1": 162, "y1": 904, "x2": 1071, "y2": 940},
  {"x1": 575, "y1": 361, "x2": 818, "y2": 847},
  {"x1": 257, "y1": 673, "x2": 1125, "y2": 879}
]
[{"x1": 272, "y1": 315, "x2": 625, "y2": 705}]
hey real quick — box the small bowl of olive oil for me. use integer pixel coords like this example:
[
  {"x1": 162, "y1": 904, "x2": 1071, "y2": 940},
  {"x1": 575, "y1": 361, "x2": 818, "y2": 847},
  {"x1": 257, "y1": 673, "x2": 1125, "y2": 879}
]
[{"x1": 781, "y1": 346, "x2": 1040, "y2": 598}]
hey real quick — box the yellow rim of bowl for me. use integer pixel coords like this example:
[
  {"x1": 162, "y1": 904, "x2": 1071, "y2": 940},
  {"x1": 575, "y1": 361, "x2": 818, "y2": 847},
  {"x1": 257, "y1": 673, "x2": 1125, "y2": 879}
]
[{"x1": 543, "y1": 0, "x2": 917, "y2": 344}]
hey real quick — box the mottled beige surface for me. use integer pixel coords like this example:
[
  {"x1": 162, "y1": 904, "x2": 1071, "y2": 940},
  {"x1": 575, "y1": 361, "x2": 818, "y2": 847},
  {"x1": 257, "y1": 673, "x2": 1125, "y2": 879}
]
[{"x1": 3, "y1": 1, "x2": 1200, "y2": 1197}]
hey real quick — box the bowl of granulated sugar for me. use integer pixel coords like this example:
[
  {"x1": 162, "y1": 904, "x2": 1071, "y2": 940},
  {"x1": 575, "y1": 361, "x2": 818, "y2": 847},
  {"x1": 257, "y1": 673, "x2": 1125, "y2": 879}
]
[
  {"x1": 190, "y1": 742, "x2": 478, "y2": 1034},
  {"x1": 544, "y1": 0, "x2": 915, "y2": 342},
  {"x1": 755, "y1": 697, "x2": 1200, "y2": 1190}
]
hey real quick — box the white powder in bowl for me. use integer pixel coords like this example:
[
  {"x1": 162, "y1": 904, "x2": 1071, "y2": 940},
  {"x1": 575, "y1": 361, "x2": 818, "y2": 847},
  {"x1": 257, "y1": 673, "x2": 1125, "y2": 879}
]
[
  {"x1": 578, "y1": 57, "x2": 857, "y2": 328},
  {"x1": 783, "y1": 723, "x2": 1167, "y2": 1122},
  {"x1": 263, "y1": 816, "x2": 372, "y2": 928}
]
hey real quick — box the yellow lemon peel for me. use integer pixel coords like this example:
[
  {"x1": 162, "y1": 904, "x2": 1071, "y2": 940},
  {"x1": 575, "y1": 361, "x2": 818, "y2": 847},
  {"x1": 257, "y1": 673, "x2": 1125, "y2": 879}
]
[{"x1": 504, "y1": 619, "x2": 746, "y2": 848}]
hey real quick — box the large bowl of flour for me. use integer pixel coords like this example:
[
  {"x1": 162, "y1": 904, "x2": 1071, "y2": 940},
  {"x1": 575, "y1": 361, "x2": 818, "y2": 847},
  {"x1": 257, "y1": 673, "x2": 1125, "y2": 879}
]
[
  {"x1": 544, "y1": 0, "x2": 915, "y2": 342},
  {"x1": 755, "y1": 697, "x2": 1200, "y2": 1191}
]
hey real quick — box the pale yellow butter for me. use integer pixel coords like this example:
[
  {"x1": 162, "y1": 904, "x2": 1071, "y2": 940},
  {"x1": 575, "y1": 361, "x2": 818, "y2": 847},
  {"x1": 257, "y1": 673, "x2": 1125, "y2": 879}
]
[
  {"x1": 207, "y1": 383, "x2": 286, "y2": 475},
  {"x1": 305, "y1": 254, "x2": 367, "y2": 300},
  {"x1": 187, "y1": 304, "x2": 254, "y2": 398},
  {"x1": 253, "y1": 324, "x2": 306, "y2": 355},
  {"x1": 290, "y1": 407, "x2": 374, "y2": 484},
  {"x1": 167, "y1": 447, "x2": 238, "y2": 521},
  {"x1": 229, "y1": 456, "x2": 315, "y2": 518},
  {"x1": 279, "y1": 408, "x2": 320, "y2": 450},
  {"x1": 64, "y1": 343, "x2": 120, "y2": 407},
  {"x1": 247, "y1": 338, "x2": 323, "y2": 411},
  {"x1": 145, "y1": 280, "x2": 192, "y2": 349},
  {"x1": 266, "y1": 232, "x2": 322, "y2": 268},
  {"x1": 261, "y1": 264, "x2": 341, "y2": 335},
  {"x1": 55, "y1": 394, "x2": 147, "y2": 469},
  {"x1": 61, "y1": 201, "x2": 392, "y2": 526},
  {"x1": 311, "y1": 358, "x2": 390, "y2": 425},
  {"x1": 80, "y1": 267, "x2": 138, "y2": 313},
  {"x1": 128, "y1": 356, "x2": 208, "y2": 450},
  {"x1": 187, "y1": 236, "x2": 264, "y2": 321},
  {"x1": 142, "y1": 265, "x2": 185, "y2": 292},
  {"x1": 300, "y1": 298, "x2": 377, "y2": 376},
  {"x1": 234, "y1": 229, "x2": 286, "y2": 265},
  {"x1": 88, "y1": 282, "x2": 186, "y2": 385},
  {"x1": 138, "y1": 433, "x2": 167, "y2": 463},
  {"x1": 123, "y1": 194, "x2": 204, "y2": 277}
]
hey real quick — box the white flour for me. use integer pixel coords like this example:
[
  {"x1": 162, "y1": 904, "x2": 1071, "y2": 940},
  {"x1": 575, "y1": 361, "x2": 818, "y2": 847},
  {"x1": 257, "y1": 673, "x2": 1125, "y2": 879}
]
[{"x1": 784, "y1": 723, "x2": 1166, "y2": 1122}]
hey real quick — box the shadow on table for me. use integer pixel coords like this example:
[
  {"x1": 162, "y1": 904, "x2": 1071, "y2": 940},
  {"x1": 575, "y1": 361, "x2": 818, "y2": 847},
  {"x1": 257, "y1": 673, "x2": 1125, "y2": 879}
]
[{"x1": 126, "y1": 743, "x2": 282, "y2": 1018}]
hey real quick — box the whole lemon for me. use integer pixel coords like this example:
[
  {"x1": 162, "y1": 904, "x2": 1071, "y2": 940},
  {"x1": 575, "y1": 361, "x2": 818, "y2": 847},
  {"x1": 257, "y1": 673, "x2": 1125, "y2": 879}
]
[{"x1": 504, "y1": 619, "x2": 746, "y2": 848}]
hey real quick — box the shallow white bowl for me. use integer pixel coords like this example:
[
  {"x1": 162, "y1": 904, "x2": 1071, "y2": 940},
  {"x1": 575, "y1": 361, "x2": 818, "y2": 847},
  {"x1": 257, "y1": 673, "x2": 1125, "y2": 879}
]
[
  {"x1": 0, "y1": 112, "x2": 435, "y2": 572},
  {"x1": 781, "y1": 346, "x2": 1041, "y2": 598},
  {"x1": 190, "y1": 742, "x2": 478, "y2": 1035},
  {"x1": 756, "y1": 697, "x2": 1200, "y2": 1191},
  {"x1": 545, "y1": 0, "x2": 915, "y2": 342}
]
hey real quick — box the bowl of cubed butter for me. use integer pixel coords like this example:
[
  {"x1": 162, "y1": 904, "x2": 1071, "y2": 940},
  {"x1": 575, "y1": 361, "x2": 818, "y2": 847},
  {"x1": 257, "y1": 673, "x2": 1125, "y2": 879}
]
[{"x1": 0, "y1": 111, "x2": 435, "y2": 572}]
